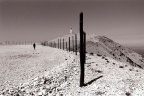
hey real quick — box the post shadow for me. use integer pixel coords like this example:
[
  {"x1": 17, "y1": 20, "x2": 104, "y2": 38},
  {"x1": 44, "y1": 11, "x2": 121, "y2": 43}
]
[{"x1": 84, "y1": 76, "x2": 103, "y2": 86}]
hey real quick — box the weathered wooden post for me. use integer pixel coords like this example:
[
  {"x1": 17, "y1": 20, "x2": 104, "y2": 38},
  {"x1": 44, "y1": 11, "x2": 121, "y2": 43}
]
[
  {"x1": 69, "y1": 37, "x2": 70, "y2": 52},
  {"x1": 58, "y1": 39, "x2": 59, "y2": 49},
  {"x1": 80, "y1": 12, "x2": 85, "y2": 87},
  {"x1": 75, "y1": 34, "x2": 77, "y2": 55},
  {"x1": 72, "y1": 36, "x2": 74, "y2": 52},
  {"x1": 66, "y1": 42, "x2": 67, "y2": 51},
  {"x1": 63, "y1": 38, "x2": 64, "y2": 50},
  {"x1": 60, "y1": 38, "x2": 61, "y2": 49}
]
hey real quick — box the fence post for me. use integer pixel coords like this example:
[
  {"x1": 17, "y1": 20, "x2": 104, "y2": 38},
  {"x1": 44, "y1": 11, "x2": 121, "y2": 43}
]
[
  {"x1": 80, "y1": 12, "x2": 85, "y2": 87},
  {"x1": 69, "y1": 37, "x2": 70, "y2": 52},
  {"x1": 72, "y1": 36, "x2": 74, "y2": 52},
  {"x1": 66, "y1": 42, "x2": 67, "y2": 51},
  {"x1": 60, "y1": 38, "x2": 61, "y2": 49},
  {"x1": 63, "y1": 38, "x2": 64, "y2": 50},
  {"x1": 75, "y1": 34, "x2": 77, "y2": 55},
  {"x1": 58, "y1": 39, "x2": 59, "y2": 49}
]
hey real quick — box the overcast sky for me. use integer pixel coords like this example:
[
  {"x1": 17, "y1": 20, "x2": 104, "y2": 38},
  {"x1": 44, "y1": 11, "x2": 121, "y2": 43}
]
[{"x1": 0, "y1": 0, "x2": 144, "y2": 46}]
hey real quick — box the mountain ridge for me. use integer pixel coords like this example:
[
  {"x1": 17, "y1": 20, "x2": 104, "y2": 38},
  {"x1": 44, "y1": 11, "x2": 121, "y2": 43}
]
[{"x1": 86, "y1": 35, "x2": 144, "y2": 69}]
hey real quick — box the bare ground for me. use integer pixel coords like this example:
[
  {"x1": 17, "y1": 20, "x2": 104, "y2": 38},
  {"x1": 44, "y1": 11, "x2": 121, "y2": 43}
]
[{"x1": 0, "y1": 45, "x2": 71, "y2": 91}]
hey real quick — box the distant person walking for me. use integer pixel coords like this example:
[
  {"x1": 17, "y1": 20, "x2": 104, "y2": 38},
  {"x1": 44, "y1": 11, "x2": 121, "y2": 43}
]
[{"x1": 33, "y1": 43, "x2": 36, "y2": 50}]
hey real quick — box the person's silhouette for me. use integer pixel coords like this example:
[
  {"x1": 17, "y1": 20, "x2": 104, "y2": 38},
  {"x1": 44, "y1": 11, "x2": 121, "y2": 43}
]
[{"x1": 33, "y1": 43, "x2": 36, "y2": 50}]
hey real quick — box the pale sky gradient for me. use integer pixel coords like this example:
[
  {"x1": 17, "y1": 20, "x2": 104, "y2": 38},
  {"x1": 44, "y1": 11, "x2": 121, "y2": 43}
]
[{"x1": 0, "y1": 0, "x2": 144, "y2": 46}]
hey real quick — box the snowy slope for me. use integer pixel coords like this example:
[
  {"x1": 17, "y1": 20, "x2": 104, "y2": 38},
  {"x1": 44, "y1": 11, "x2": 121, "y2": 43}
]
[{"x1": 86, "y1": 35, "x2": 144, "y2": 69}]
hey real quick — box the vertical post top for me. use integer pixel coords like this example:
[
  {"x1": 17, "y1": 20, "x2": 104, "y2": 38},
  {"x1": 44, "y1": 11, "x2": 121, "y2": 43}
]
[
  {"x1": 80, "y1": 12, "x2": 83, "y2": 21},
  {"x1": 80, "y1": 12, "x2": 83, "y2": 16}
]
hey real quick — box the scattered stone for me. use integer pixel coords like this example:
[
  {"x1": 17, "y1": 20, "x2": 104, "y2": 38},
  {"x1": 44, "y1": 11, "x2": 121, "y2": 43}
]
[
  {"x1": 125, "y1": 92, "x2": 131, "y2": 96},
  {"x1": 119, "y1": 66, "x2": 124, "y2": 68},
  {"x1": 90, "y1": 53, "x2": 94, "y2": 56}
]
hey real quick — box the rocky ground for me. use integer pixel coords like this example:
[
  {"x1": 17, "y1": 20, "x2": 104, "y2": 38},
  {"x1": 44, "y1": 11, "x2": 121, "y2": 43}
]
[
  {"x1": 0, "y1": 45, "x2": 72, "y2": 92},
  {"x1": 0, "y1": 45, "x2": 144, "y2": 96}
]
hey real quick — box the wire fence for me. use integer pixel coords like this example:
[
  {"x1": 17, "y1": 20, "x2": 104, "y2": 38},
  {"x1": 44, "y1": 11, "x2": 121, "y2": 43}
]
[
  {"x1": 4, "y1": 41, "x2": 39, "y2": 45},
  {"x1": 41, "y1": 12, "x2": 86, "y2": 87},
  {"x1": 41, "y1": 33, "x2": 79, "y2": 55}
]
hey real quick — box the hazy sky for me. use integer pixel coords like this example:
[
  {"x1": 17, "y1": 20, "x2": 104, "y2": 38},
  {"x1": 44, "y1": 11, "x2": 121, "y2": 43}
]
[{"x1": 0, "y1": 0, "x2": 144, "y2": 46}]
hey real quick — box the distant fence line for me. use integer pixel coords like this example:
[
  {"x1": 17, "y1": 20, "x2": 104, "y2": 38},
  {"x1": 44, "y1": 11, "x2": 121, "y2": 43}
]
[{"x1": 4, "y1": 41, "x2": 39, "y2": 45}]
